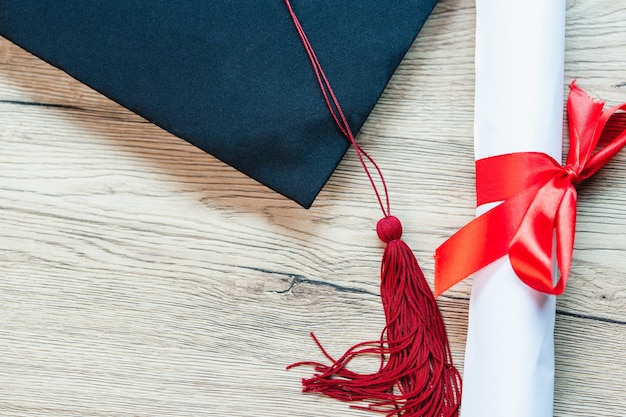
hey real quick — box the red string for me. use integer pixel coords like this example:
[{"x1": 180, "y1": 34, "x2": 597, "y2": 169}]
[{"x1": 284, "y1": 0, "x2": 391, "y2": 217}]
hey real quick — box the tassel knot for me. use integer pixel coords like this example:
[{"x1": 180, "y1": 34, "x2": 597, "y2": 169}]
[{"x1": 376, "y1": 215, "x2": 403, "y2": 243}]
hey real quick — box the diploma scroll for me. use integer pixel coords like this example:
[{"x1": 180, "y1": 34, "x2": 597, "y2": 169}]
[{"x1": 461, "y1": 1, "x2": 565, "y2": 416}]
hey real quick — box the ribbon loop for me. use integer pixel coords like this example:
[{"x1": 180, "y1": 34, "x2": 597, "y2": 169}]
[{"x1": 434, "y1": 81, "x2": 626, "y2": 297}]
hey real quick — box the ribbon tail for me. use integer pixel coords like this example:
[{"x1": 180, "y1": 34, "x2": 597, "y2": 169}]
[
  {"x1": 434, "y1": 193, "x2": 530, "y2": 297},
  {"x1": 566, "y1": 81, "x2": 606, "y2": 167},
  {"x1": 509, "y1": 177, "x2": 572, "y2": 294},
  {"x1": 553, "y1": 185, "x2": 577, "y2": 294}
]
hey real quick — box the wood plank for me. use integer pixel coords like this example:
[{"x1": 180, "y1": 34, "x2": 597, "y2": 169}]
[{"x1": 1, "y1": 0, "x2": 625, "y2": 415}]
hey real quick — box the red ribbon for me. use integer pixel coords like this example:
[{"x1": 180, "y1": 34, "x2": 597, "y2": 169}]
[{"x1": 434, "y1": 81, "x2": 626, "y2": 297}]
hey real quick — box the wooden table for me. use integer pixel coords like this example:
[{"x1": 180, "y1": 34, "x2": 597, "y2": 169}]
[{"x1": 1, "y1": 1, "x2": 625, "y2": 416}]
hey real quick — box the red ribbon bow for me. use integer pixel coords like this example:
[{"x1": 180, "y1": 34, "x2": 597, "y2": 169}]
[{"x1": 434, "y1": 81, "x2": 626, "y2": 297}]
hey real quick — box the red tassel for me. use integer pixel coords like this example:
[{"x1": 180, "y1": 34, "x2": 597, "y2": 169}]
[
  {"x1": 283, "y1": 1, "x2": 462, "y2": 414},
  {"x1": 288, "y1": 216, "x2": 461, "y2": 416}
]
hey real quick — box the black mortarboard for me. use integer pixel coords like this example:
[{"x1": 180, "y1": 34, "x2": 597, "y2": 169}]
[{"x1": 0, "y1": 0, "x2": 437, "y2": 208}]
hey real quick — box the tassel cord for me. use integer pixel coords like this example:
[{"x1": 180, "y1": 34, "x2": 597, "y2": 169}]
[{"x1": 284, "y1": 0, "x2": 391, "y2": 218}]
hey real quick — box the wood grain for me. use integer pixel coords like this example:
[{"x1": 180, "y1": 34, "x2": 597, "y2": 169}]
[{"x1": 1, "y1": 1, "x2": 625, "y2": 416}]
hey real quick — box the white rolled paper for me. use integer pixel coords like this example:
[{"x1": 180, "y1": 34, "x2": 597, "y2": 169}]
[{"x1": 461, "y1": 1, "x2": 565, "y2": 417}]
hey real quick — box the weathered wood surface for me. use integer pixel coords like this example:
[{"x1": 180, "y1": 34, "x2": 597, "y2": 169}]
[{"x1": 1, "y1": 1, "x2": 625, "y2": 416}]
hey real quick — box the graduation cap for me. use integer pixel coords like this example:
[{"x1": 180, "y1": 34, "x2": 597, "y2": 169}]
[
  {"x1": 1, "y1": 1, "x2": 463, "y2": 414},
  {"x1": 0, "y1": 0, "x2": 436, "y2": 208}
]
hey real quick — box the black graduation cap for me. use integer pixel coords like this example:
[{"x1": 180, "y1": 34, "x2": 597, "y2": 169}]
[{"x1": 0, "y1": 0, "x2": 437, "y2": 208}]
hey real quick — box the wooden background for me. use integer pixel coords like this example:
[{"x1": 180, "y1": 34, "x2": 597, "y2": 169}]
[{"x1": 1, "y1": 1, "x2": 625, "y2": 416}]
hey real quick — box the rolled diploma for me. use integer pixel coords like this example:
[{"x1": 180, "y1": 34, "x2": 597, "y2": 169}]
[{"x1": 461, "y1": 1, "x2": 565, "y2": 417}]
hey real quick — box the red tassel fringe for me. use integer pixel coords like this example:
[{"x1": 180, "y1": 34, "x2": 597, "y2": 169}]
[{"x1": 288, "y1": 216, "x2": 462, "y2": 416}]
